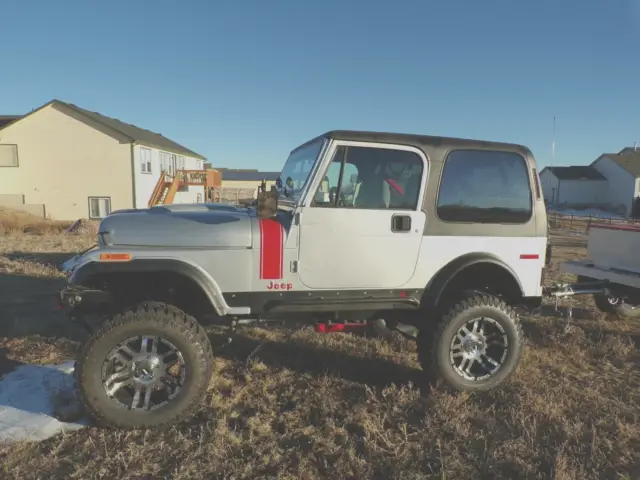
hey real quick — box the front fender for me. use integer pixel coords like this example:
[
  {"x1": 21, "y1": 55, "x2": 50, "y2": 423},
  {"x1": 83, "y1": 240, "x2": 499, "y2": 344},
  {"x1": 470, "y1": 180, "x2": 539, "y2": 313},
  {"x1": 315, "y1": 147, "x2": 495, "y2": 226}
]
[{"x1": 70, "y1": 256, "x2": 241, "y2": 316}]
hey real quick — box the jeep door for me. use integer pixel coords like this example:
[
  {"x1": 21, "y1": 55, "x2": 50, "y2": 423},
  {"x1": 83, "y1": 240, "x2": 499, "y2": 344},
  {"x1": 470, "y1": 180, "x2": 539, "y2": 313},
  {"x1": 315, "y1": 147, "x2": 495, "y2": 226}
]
[{"x1": 296, "y1": 141, "x2": 427, "y2": 289}]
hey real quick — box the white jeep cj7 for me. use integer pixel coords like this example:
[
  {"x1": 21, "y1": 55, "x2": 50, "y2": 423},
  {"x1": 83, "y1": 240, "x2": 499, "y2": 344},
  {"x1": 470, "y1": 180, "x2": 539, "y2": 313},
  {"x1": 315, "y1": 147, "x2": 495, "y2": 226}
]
[{"x1": 59, "y1": 130, "x2": 549, "y2": 429}]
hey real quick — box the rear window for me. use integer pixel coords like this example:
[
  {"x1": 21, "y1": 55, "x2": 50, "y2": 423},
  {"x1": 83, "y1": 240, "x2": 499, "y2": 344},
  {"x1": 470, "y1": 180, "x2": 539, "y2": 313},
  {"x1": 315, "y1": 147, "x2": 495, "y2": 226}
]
[{"x1": 436, "y1": 149, "x2": 532, "y2": 224}]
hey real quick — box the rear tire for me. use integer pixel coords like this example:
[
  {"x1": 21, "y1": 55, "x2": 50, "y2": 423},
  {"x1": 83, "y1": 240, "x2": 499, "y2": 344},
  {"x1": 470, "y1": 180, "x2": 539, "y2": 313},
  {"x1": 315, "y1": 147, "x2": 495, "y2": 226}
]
[
  {"x1": 417, "y1": 293, "x2": 523, "y2": 392},
  {"x1": 75, "y1": 302, "x2": 213, "y2": 429}
]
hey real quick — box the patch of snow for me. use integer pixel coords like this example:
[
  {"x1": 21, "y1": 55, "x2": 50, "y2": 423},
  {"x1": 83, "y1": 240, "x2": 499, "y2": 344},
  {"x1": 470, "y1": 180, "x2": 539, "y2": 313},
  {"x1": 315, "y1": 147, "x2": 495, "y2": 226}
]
[{"x1": 0, "y1": 361, "x2": 87, "y2": 444}]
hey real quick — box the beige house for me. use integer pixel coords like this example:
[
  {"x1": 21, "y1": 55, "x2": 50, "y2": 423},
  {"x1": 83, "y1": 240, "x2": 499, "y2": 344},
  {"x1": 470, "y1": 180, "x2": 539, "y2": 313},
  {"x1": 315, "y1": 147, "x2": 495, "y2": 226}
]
[{"x1": 0, "y1": 99, "x2": 206, "y2": 221}]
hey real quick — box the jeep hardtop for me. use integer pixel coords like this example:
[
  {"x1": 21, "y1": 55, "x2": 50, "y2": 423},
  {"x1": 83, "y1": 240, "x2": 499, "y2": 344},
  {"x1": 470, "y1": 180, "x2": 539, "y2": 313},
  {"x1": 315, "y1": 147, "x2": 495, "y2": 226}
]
[{"x1": 59, "y1": 130, "x2": 548, "y2": 429}]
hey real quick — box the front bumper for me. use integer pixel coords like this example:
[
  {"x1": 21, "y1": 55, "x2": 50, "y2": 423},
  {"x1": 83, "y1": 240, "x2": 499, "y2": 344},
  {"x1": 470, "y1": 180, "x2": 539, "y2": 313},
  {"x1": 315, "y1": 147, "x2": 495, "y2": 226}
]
[{"x1": 58, "y1": 285, "x2": 114, "y2": 315}]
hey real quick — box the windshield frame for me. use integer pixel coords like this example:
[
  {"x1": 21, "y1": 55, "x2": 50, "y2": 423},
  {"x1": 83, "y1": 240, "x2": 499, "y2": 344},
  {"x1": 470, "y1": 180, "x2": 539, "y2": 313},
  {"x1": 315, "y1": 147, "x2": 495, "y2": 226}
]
[{"x1": 276, "y1": 136, "x2": 328, "y2": 207}]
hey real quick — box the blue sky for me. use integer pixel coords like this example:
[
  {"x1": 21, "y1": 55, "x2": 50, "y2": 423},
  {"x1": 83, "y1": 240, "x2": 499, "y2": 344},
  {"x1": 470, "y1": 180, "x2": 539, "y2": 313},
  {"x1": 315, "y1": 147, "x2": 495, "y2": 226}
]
[{"x1": 1, "y1": 0, "x2": 639, "y2": 171}]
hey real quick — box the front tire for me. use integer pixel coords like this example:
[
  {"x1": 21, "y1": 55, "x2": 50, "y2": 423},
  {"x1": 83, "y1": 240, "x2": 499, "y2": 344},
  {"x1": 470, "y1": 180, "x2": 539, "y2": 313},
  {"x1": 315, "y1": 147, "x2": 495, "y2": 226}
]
[
  {"x1": 75, "y1": 302, "x2": 213, "y2": 429},
  {"x1": 417, "y1": 294, "x2": 523, "y2": 392}
]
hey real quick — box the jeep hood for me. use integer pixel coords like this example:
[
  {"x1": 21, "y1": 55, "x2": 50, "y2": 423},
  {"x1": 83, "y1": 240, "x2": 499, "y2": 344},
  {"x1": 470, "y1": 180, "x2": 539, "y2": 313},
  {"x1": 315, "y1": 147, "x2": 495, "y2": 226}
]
[{"x1": 98, "y1": 204, "x2": 253, "y2": 248}]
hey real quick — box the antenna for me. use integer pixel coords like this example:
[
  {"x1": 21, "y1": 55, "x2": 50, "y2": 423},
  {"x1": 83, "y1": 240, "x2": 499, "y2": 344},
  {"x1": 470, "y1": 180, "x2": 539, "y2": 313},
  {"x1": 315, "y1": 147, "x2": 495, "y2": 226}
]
[{"x1": 551, "y1": 116, "x2": 556, "y2": 166}]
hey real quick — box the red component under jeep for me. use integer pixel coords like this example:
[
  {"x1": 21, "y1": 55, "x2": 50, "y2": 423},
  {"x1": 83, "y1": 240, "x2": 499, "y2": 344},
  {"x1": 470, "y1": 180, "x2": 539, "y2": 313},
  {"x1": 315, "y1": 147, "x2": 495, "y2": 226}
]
[{"x1": 314, "y1": 323, "x2": 368, "y2": 333}]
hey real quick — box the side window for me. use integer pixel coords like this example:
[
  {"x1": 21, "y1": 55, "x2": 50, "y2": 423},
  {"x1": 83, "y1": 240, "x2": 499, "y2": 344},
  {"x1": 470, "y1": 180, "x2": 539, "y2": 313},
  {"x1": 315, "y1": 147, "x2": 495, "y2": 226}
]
[
  {"x1": 312, "y1": 145, "x2": 424, "y2": 209},
  {"x1": 88, "y1": 197, "x2": 112, "y2": 219},
  {"x1": 0, "y1": 144, "x2": 18, "y2": 167},
  {"x1": 437, "y1": 149, "x2": 532, "y2": 223},
  {"x1": 140, "y1": 147, "x2": 152, "y2": 174}
]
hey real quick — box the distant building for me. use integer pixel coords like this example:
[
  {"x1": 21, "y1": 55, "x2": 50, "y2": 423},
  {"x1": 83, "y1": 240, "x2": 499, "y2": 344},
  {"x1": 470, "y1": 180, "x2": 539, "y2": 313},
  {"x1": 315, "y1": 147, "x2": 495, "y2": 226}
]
[
  {"x1": 540, "y1": 147, "x2": 640, "y2": 217},
  {"x1": 0, "y1": 99, "x2": 207, "y2": 220},
  {"x1": 218, "y1": 168, "x2": 280, "y2": 190},
  {"x1": 539, "y1": 166, "x2": 607, "y2": 206}
]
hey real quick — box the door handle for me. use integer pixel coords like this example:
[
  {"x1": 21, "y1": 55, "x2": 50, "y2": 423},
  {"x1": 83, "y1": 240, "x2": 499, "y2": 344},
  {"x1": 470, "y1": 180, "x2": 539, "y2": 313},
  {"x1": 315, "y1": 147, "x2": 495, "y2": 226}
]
[{"x1": 391, "y1": 214, "x2": 411, "y2": 232}]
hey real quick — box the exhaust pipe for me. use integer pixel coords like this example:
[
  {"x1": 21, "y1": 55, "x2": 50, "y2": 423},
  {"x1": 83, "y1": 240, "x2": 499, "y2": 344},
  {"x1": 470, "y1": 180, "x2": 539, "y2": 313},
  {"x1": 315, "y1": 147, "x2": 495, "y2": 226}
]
[
  {"x1": 371, "y1": 319, "x2": 395, "y2": 341},
  {"x1": 371, "y1": 319, "x2": 418, "y2": 342}
]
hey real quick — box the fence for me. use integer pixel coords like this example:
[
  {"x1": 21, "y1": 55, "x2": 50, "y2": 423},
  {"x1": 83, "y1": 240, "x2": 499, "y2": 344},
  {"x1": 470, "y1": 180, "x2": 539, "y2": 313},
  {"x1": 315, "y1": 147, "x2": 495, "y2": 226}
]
[
  {"x1": 548, "y1": 210, "x2": 640, "y2": 233},
  {"x1": 207, "y1": 187, "x2": 258, "y2": 205}
]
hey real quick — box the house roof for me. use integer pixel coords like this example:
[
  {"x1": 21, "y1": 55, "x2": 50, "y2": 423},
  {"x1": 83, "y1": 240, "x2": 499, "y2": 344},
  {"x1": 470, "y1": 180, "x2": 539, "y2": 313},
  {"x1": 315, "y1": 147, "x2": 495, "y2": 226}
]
[
  {"x1": 596, "y1": 151, "x2": 640, "y2": 178},
  {"x1": 0, "y1": 100, "x2": 206, "y2": 160},
  {"x1": 0, "y1": 115, "x2": 20, "y2": 129},
  {"x1": 59, "y1": 101, "x2": 206, "y2": 160},
  {"x1": 541, "y1": 166, "x2": 606, "y2": 180},
  {"x1": 220, "y1": 169, "x2": 280, "y2": 181}
]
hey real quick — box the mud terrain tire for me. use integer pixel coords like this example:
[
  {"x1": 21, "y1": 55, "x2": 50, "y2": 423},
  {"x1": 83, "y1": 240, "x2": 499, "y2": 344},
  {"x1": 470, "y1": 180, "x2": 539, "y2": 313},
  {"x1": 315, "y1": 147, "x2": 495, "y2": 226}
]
[
  {"x1": 75, "y1": 302, "x2": 213, "y2": 429},
  {"x1": 417, "y1": 293, "x2": 523, "y2": 391}
]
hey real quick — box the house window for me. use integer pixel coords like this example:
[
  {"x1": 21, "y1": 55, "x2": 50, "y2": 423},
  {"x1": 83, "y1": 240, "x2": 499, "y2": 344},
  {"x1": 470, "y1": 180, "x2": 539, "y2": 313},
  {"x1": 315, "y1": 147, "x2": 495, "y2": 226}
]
[
  {"x1": 167, "y1": 154, "x2": 176, "y2": 175},
  {"x1": 140, "y1": 147, "x2": 152, "y2": 174},
  {"x1": 159, "y1": 151, "x2": 171, "y2": 173},
  {"x1": 0, "y1": 144, "x2": 18, "y2": 167},
  {"x1": 88, "y1": 197, "x2": 111, "y2": 219},
  {"x1": 177, "y1": 155, "x2": 185, "y2": 171}
]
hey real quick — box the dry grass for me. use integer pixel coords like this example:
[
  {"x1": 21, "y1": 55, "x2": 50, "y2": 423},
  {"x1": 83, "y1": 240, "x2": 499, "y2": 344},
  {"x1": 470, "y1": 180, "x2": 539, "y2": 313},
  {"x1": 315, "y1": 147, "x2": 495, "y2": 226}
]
[
  {"x1": 1, "y1": 226, "x2": 639, "y2": 479},
  {"x1": 0, "y1": 207, "x2": 69, "y2": 235},
  {"x1": 0, "y1": 207, "x2": 99, "y2": 236}
]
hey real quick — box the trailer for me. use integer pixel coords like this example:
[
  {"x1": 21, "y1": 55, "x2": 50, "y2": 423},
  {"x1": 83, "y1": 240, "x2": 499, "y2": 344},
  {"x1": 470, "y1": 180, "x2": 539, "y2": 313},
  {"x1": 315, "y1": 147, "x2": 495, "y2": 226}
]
[{"x1": 546, "y1": 222, "x2": 640, "y2": 320}]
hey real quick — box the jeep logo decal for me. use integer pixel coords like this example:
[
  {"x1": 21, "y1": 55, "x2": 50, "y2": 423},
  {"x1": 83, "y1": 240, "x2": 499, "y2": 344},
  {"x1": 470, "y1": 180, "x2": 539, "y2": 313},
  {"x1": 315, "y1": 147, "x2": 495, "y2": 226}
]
[{"x1": 267, "y1": 281, "x2": 293, "y2": 290}]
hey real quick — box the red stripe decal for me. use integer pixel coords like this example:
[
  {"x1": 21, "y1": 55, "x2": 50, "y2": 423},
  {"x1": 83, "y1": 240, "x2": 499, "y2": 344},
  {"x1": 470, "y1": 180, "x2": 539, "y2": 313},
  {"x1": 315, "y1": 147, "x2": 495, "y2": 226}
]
[
  {"x1": 259, "y1": 218, "x2": 284, "y2": 279},
  {"x1": 520, "y1": 254, "x2": 539, "y2": 260}
]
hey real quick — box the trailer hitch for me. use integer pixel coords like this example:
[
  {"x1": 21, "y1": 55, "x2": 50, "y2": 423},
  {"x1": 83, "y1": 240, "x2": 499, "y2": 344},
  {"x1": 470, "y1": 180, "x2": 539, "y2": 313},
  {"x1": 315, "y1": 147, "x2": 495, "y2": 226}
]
[
  {"x1": 543, "y1": 280, "x2": 612, "y2": 333},
  {"x1": 544, "y1": 280, "x2": 612, "y2": 300}
]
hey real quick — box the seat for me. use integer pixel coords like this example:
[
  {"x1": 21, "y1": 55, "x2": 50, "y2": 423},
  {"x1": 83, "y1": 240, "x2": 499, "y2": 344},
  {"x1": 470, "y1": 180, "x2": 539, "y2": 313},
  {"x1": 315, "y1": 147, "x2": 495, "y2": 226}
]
[
  {"x1": 354, "y1": 177, "x2": 387, "y2": 209},
  {"x1": 393, "y1": 174, "x2": 421, "y2": 209}
]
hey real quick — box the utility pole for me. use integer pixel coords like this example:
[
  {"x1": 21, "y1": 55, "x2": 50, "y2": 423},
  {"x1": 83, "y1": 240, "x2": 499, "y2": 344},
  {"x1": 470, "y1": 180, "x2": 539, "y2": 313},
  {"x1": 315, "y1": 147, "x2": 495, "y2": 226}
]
[{"x1": 551, "y1": 116, "x2": 556, "y2": 166}]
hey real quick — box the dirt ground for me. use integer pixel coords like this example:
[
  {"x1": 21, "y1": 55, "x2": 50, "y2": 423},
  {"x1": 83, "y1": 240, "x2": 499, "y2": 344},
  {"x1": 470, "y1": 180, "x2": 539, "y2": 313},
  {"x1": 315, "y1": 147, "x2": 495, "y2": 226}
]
[{"x1": 0, "y1": 227, "x2": 639, "y2": 480}]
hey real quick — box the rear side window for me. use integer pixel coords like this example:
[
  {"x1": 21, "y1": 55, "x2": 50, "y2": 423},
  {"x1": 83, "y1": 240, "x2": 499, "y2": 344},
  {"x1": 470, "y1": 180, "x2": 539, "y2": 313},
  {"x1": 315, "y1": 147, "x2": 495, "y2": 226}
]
[{"x1": 437, "y1": 149, "x2": 532, "y2": 224}]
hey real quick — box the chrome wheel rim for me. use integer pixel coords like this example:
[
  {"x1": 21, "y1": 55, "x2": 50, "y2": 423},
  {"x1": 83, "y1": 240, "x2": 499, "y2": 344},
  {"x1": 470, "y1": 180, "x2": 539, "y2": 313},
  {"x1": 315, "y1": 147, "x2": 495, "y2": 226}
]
[
  {"x1": 101, "y1": 336, "x2": 187, "y2": 411},
  {"x1": 449, "y1": 317, "x2": 508, "y2": 381}
]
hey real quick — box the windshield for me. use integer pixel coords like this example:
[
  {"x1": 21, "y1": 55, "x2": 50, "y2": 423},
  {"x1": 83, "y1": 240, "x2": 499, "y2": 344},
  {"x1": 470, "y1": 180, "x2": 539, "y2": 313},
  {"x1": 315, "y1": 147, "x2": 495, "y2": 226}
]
[{"x1": 276, "y1": 138, "x2": 325, "y2": 202}]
